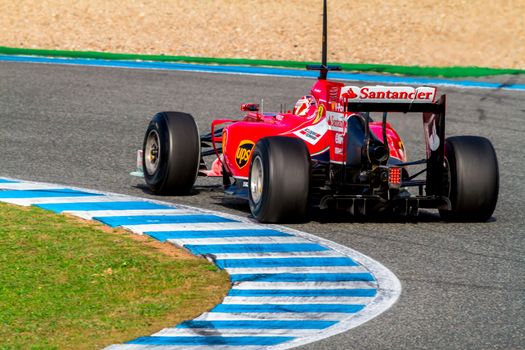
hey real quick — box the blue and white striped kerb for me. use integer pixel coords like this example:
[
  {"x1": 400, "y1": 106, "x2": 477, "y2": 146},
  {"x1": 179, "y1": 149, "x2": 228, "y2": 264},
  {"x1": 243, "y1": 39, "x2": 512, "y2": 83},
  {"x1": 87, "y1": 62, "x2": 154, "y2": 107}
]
[{"x1": 0, "y1": 178, "x2": 401, "y2": 349}]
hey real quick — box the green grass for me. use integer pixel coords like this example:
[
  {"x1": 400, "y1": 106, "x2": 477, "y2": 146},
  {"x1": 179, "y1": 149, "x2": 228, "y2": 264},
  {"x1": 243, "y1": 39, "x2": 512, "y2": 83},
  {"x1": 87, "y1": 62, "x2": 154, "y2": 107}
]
[
  {"x1": 0, "y1": 203, "x2": 230, "y2": 350},
  {"x1": 1, "y1": 46, "x2": 524, "y2": 77}
]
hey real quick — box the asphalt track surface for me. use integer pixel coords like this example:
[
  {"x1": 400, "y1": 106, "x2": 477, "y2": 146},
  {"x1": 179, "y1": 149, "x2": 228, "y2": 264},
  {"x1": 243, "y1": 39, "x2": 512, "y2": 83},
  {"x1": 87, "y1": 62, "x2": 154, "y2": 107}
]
[{"x1": 1, "y1": 61, "x2": 524, "y2": 349}]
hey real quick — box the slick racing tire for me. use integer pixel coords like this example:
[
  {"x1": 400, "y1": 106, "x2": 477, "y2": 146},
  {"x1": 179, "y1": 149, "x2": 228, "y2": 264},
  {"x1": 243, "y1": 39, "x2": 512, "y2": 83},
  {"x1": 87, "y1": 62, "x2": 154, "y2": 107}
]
[
  {"x1": 439, "y1": 136, "x2": 499, "y2": 222},
  {"x1": 249, "y1": 136, "x2": 310, "y2": 223},
  {"x1": 143, "y1": 111, "x2": 200, "y2": 195}
]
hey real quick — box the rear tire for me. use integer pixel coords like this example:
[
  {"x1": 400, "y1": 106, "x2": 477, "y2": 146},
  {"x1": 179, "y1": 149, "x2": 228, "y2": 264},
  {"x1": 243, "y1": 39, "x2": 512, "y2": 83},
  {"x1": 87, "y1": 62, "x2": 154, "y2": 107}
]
[
  {"x1": 249, "y1": 137, "x2": 310, "y2": 223},
  {"x1": 143, "y1": 112, "x2": 200, "y2": 195},
  {"x1": 439, "y1": 136, "x2": 499, "y2": 222}
]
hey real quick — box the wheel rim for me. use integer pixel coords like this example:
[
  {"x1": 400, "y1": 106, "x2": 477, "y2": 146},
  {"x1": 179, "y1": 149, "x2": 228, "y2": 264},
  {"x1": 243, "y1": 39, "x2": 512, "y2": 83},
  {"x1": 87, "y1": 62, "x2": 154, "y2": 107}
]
[
  {"x1": 145, "y1": 130, "x2": 161, "y2": 175},
  {"x1": 250, "y1": 156, "x2": 264, "y2": 205}
]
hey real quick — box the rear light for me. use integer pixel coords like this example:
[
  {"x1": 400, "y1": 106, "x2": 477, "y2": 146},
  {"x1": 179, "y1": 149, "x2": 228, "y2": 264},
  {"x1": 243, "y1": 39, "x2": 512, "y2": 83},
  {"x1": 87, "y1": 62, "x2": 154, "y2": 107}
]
[{"x1": 389, "y1": 167, "x2": 402, "y2": 188}]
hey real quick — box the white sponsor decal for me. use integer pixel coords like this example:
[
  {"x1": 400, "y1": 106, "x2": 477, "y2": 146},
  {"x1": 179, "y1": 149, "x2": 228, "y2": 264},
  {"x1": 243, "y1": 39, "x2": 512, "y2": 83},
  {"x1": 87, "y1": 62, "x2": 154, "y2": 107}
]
[
  {"x1": 333, "y1": 102, "x2": 345, "y2": 112},
  {"x1": 326, "y1": 111, "x2": 347, "y2": 132},
  {"x1": 328, "y1": 86, "x2": 339, "y2": 102},
  {"x1": 293, "y1": 118, "x2": 328, "y2": 145},
  {"x1": 335, "y1": 132, "x2": 344, "y2": 145},
  {"x1": 340, "y1": 85, "x2": 436, "y2": 103},
  {"x1": 428, "y1": 121, "x2": 440, "y2": 151},
  {"x1": 335, "y1": 147, "x2": 344, "y2": 155}
]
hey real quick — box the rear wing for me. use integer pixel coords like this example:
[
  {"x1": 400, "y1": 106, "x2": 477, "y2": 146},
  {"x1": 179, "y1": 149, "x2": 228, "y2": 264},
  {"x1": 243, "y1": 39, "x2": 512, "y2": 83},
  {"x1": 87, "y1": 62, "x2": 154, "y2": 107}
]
[
  {"x1": 341, "y1": 85, "x2": 443, "y2": 112},
  {"x1": 345, "y1": 99, "x2": 445, "y2": 114},
  {"x1": 339, "y1": 85, "x2": 446, "y2": 196}
]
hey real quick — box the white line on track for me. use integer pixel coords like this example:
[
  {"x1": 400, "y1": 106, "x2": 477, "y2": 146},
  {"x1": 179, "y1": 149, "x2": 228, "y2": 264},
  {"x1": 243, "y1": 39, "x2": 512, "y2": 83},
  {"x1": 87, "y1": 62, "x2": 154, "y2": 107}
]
[
  {"x1": 154, "y1": 328, "x2": 325, "y2": 337},
  {"x1": 221, "y1": 296, "x2": 373, "y2": 304},
  {"x1": 210, "y1": 251, "x2": 345, "y2": 259},
  {"x1": 121, "y1": 222, "x2": 271, "y2": 234},
  {"x1": 195, "y1": 312, "x2": 351, "y2": 321},
  {"x1": 67, "y1": 209, "x2": 194, "y2": 219},
  {"x1": 0, "y1": 183, "x2": 67, "y2": 190},
  {"x1": 224, "y1": 266, "x2": 368, "y2": 274},
  {"x1": 168, "y1": 236, "x2": 311, "y2": 246},
  {"x1": 0, "y1": 195, "x2": 133, "y2": 206},
  {"x1": 105, "y1": 345, "x2": 264, "y2": 350},
  {"x1": 232, "y1": 281, "x2": 377, "y2": 290}
]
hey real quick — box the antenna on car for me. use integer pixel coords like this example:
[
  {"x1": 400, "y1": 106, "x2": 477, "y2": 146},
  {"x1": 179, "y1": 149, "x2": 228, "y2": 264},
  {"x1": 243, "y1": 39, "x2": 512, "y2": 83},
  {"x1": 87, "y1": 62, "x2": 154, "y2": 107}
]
[{"x1": 306, "y1": 0, "x2": 342, "y2": 79}]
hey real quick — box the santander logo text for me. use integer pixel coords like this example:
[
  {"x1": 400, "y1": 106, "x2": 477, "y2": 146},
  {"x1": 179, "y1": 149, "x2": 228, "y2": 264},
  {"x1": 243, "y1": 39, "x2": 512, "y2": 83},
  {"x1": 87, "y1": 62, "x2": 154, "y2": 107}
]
[{"x1": 340, "y1": 86, "x2": 436, "y2": 103}]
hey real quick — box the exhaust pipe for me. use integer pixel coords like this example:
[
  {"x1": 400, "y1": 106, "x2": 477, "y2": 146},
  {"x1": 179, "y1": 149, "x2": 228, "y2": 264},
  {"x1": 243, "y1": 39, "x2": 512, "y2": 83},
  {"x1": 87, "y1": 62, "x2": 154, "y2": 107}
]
[
  {"x1": 362, "y1": 111, "x2": 390, "y2": 164},
  {"x1": 365, "y1": 140, "x2": 389, "y2": 164}
]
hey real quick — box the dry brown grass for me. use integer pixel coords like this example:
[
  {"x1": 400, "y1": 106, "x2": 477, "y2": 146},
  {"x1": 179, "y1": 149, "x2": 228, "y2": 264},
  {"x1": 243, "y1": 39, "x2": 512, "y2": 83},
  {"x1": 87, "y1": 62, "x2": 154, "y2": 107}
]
[{"x1": 0, "y1": 0, "x2": 523, "y2": 68}]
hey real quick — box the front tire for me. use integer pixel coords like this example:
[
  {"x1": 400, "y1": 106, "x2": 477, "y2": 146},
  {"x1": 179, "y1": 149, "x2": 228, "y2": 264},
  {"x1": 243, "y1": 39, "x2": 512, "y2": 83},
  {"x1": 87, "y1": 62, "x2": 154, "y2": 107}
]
[
  {"x1": 143, "y1": 112, "x2": 200, "y2": 195},
  {"x1": 439, "y1": 136, "x2": 499, "y2": 222},
  {"x1": 249, "y1": 137, "x2": 310, "y2": 223}
]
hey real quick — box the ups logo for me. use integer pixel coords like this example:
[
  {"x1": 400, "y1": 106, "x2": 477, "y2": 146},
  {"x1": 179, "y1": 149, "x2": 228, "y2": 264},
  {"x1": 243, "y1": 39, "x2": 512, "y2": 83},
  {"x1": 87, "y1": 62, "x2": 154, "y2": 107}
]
[{"x1": 235, "y1": 140, "x2": 255, "y2": 169}]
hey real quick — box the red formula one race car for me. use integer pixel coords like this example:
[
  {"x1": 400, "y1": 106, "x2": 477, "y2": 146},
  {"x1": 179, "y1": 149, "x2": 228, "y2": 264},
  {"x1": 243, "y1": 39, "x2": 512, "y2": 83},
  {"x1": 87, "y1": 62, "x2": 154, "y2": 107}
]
[{"x1": 139, "y1": 2, "x2": 498, "y2": 223}]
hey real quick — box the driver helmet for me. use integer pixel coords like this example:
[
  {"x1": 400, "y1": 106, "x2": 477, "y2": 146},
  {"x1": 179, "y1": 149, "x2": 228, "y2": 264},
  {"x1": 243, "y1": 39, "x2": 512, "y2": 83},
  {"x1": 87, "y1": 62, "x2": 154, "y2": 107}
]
[{"x1": 293, "y1": 95, "x2": 317, "y2": 117}]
